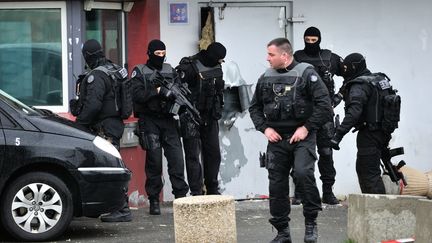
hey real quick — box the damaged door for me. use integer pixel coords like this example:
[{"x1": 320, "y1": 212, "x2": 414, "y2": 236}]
[{"x1": 208, "y1": 2, "x2": 293, "y2": 198}]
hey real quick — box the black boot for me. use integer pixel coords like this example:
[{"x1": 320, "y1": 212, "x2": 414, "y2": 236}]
[
  {"x1": 100, "y1": 207, "x2": 132, "y2": 222},
  {"x1": 175, "y1": 194, "x2": 186, "y2": 199},
  {"x1": 206, "y1": 188, "x2": 221, "y2": 195},
  {"x1": 322, "y1": 191, "x2": 339, "y2": 205},
  {"x1": 149, "y1": 199, "x2": 161, "y2": 215},
  {"x1": 304, "y1": 222, "x2": 318, "y2": 243},
  {"x1": 270, "y1": 227, "x2": 291, "y2": 243}
]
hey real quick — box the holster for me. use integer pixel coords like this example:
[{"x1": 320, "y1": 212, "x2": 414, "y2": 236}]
[
  {"x1": 259, "y1": 152, "x2": 268, "y2": 168},
  {"x1": 136, "y1": 130, "x2": 160, "y2": 150},
  {"x1": 211, "y1": 95, "x2": 223, "y2": 120},
  {"x1": 180, "y1": 112, "x2": 200, "y2": 138},
  {"x1": 323, "y1": 120, "x2": 335, "y2": 139}
]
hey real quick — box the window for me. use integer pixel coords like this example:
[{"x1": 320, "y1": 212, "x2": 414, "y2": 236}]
[
  {"x1": 86, "y1": 9, "x2": 123, "y2": 65},
  {"x1": 0, "y1": 3, "x2": 67, "y2": 110}
]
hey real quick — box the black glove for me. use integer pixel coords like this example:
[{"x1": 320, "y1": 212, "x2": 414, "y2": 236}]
[
  {"x1": 330, "y1": 134, "x2": 343, "y2": 150},
  {"x1": 159, "y1": 86, "x2": 174, "y2": 100},
  {"x1": 69, "y1": 98, "x2": 82, "y2": 116},
  {"x1": 332, "y1": 93, "x2": 343, "y2": 108}
]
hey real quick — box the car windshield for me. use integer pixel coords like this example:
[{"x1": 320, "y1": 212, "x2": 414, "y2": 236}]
[{"x1": 0, "y1": 89, "x2": 39, "y2": 115}]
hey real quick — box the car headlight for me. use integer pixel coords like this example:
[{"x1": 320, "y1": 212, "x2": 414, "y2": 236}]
[{"x1": 92, "y1": 136, "x2": 122, "y2": 159}]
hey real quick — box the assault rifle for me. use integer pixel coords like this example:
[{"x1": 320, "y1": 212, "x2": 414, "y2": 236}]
[
  {"x1": 381, "y1": 147, "x2": 407, "y2": 186},
  {"x1": 150, "y1": 70, "x2": 201, "y2": 125}
]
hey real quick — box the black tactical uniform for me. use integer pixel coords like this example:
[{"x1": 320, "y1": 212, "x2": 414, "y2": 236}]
[
  {"x1": 250, "y1": 50, "x2": 331, "y2": 243},
  {"x1": 76, "y1": 45, "x2": 125, "y2": 147},
  {"x1": 131, "y1": 40, "x2": 189, "y2": 215},
  {"x1": 75, "y1": 39, "x2": 131, "y2": 222},
  {"x1": 331, "y1": 53, "x2": 392, "y2": 194},
  {"x1": 176, "y1": 42, "x2": 226, "y2": 195},
  {"x1": 292, "y1": 26, "x2": 343, "y2": 204}
]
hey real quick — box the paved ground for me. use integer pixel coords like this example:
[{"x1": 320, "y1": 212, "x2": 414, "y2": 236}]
[{"x1": 0, "y1": 199, "x2": 348, "y2": 243}]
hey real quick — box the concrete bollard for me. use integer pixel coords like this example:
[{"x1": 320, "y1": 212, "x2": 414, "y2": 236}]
[
  {"x1": 173, "y1": 195, "x2": 237, "y2": 243},
  {"x1": 347, "y1": 194, "x2": 424, "y2": 243},
  {"x1": 426, "y1": 171, "x2": 432, "y2": 199},
  {"x1": 415, "y1": 199, "x2": 432, "y2": 242}
]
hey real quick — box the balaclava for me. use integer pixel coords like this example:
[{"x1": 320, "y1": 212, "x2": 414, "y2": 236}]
[
  {"x1": 303, "y1": 26, "x2": 321, "y2": 56},
  {"x1": 147, "y1": 39, "x2": 166, "y2": 70},
  {"x1": 342, "y1": 53, "x2": 367, "y2": 80},
  {"x1": 199, "y1": 42, "x2": 227, "y2": 67},
  {"x1": 82, "y1": 39, "x2": 105, "y2": 69}
]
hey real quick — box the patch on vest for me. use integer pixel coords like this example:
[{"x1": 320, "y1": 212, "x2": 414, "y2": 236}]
[
  {"x1": 131, "y1": 70, "x2": 137, "y2": 78},
  {"x1": 310, "y1": 75, "x2": 318, "y2": 82},
  {"x1": 87, "y1": 75, "x2": 94, "y2": 83}
]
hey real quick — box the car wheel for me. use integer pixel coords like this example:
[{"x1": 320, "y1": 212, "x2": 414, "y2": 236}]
[{"x1": 0, "y1": 172, "x2": 73, "y2": 241}]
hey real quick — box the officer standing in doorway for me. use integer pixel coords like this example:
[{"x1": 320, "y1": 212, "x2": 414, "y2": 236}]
[
  {"x1": 176, "y1": 42, "x2": 226, "y2": 195},
  {"x1": 131, "y1": 39, "x2": 189, "y2": 215},
  {"x1": 249, "y1": 38, "x2": 332, "y2": 243},
  {"x1": 330, "y1": 53, "x2": 400, "y2": 194},
  {"x1": 292, "y1": 26, "x2": 344, "y2": 205},
  {"x1": 73, "y1": 39, "x2": 131, "y2": 222}
]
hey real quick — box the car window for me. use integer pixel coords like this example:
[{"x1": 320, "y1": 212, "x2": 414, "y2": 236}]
[
  {"x1": 0, "y1": 89, "x2": 39, "y2": 116},
  {"x1": 0, "y1": 111, "x2": 17, "y2": 129}
]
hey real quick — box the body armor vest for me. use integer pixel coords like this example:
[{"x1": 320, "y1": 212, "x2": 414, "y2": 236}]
[
  {"x1": 295, "y1": 49, "x2": 334, "y2": 96},
  {"x1": 261, "y1": 63, "x2": 313, "y2": 122},
  {"x1": 192, "y1": 59, "x2": 224, "y2": 113},
  {"x1": 347, "y1": 73, "x2": 400, "y2": 133},
  {"x1": 134, "y1": 63, "x2": 175, "y2": 115},
  {"x1": 80, "y1": 64, "x2": 118, "y2": 121},
  {"x1": 94, "y1": 63, "x2": 131, "y2": 119}
]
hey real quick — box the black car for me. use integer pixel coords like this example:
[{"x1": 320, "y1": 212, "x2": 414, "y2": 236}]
[{"x1": 0, "y1": 89, "x2": 131, "y2": 241}]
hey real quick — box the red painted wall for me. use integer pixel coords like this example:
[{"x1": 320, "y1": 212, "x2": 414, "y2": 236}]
[
  {"x1": 127, "y1": 0, "x2": 160, "y2": 73},
  {"x1": 124, "y1": 0, "x2": 161, "y2": 206}
]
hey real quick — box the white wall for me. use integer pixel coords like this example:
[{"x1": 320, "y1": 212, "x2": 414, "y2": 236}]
[{"x1": 160, "y1": 0, "x2": 432, "y2": 199}]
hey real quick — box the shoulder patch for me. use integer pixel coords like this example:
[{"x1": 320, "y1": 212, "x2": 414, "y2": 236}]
[
  {"x1": 310, "y1": 75, "x2": 318, "y2": 82},
  {"x1": 87, "y1": 75, "x2": 94, "y2": 83},
  {"x1": 131, "y1": 70, "x2": 137, "y2": 78}
]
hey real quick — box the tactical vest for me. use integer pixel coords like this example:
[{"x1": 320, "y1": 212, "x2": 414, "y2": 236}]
[
  {"x1": 192, "y1": 59, "x2": 224, "y2": 114},
  {"x1": 260, "y1": 63, "x2": 314, "y2": 122},
  {"x1": 133, "y1": 63, "x2": 175, "y2": 115},
  {"x1": 295, "y1": 50, "x2": 334, "y2": 95},
  {"x1": 79, "y1": 64, "x2": 119, "y2": 121},
  {"x1": 94, "y1": 63, "x2": 132, "y2": 119},
  {"x1": 347, "y1": 73, "x2": 401, "y2": 133}
]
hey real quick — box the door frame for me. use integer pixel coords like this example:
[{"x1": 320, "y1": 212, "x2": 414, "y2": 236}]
[
  {"x1": 83, "y1": 1, "x2": 127, "y2": 67},
  {"x1": 197, "y1": 1, "x2": 293, "y2": 39}
]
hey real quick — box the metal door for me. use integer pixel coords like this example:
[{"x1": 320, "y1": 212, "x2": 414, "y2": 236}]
[{"x1": 212, "y1": 2, "x2": 293, "y2": 198}]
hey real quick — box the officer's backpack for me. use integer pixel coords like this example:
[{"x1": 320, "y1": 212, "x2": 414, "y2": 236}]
[
  {"x1": 356, "y1": 73, "x2": 401, "y2": 133},
  {"x1": 95, "y1": 63, "x2": 133, "y2": 119}
]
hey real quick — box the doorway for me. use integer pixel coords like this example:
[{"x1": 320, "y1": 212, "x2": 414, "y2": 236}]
[{"x1": 198, "y1": 1, "x2": 293, "y2": 199}]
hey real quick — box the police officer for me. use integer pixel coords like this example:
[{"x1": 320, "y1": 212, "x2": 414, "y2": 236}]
[
  {"x1": 330, "y1": 53, "x2": 392, "y2": 194},
  {"x1": 131, "y1": 39, "x2": 189, "y2": 215},
  {"x1": 176, "y1": 42, "x2": 226, "y2": 195},
  {"x1": 75, "y1": 39, "x2": 131, "y2": 222},
  {"x1": 292, "y1": 26, "x2": 344, "y2": 205},
  {"x1": 249, "y1": 38, "x2": 332, "y2": 243}
]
